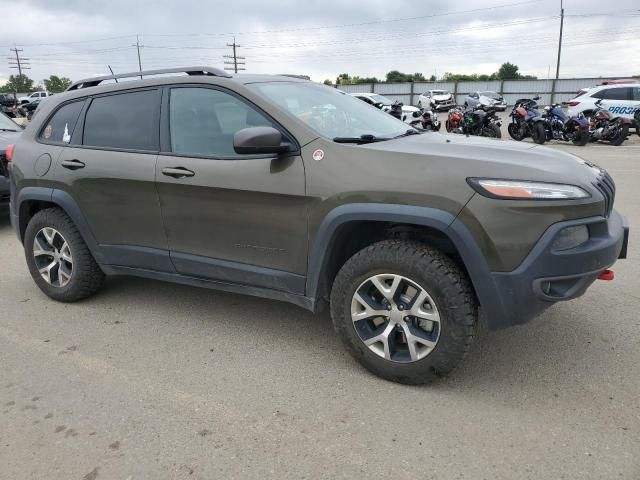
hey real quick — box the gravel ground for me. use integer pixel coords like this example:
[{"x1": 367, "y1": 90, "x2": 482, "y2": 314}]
[{"x1": 0, "y1": 136, "x2": 638, "y2": 480}]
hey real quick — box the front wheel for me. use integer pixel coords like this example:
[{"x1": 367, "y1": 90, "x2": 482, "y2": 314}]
[
  {"x1": 507, "y1": 123, "x2": 524, "y2": 141},
  {"x1": 330, "y1": 240, "x2": 477, "y2": 384},
  {"x1": 572, "y1": 128, "x2": 590, "y2": 146},
  {"x1": 483, "y1": 123, "x2": 502, "y2": 138},
  {"x1": 608, "y1": 123, "x2": 629, "y2": 146}
]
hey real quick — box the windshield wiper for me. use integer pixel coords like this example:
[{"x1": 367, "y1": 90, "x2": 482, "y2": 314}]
[
  {"x1": 392, "y1": 129, "x2": 422, "y2": 139},
  {"x1": 0, "y1": 128, "x2": 19, "y2": 132},
  {"x1": 333, "y1": 134, "x2": 389, "y2": 144}
]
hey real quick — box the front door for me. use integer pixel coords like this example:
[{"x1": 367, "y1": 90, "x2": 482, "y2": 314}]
[{"x1": 155, "y1": 86, "x2": 308, "y2": 294}]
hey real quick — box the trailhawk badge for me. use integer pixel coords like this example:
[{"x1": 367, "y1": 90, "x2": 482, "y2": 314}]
[{"x1": 312, "y1": 149, "x2": 325, "y2": 161}]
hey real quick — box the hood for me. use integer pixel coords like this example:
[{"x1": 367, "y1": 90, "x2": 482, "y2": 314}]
[
  {"x1": 479, "y1": 95, "x2": 505, "y2": 104},
  {"x1": 358, "y1": 131, "x2": 601, "y2": 187},
  {"x1": 432, "y1": 94, "x2": 452, "y2": 101},
  {"x1": 0, "y1": 130, "x2": 22, "y2": 150},
  {"x1": 402, "y1": 105, "x2": 420, "y2": 113}
]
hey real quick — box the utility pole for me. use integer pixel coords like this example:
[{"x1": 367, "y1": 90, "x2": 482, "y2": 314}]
[
  {"x1": 132, "y1": 35, "x2": 143, "y2": 79},
  {"x1": 555, "y1": 0, "x2": 564, "y2": 79},
  {"x1": 8, "y1": 45, "x2": 30, "y2": 76},
  {"x1": 224, "y1": 37, "x2": 245, "y2": 73},
  {"x1": 8, "y1": 45, "x2": 30, "y2": 100}
]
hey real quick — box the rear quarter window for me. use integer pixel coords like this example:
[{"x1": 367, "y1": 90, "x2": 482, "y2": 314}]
[{"x1": 39, "y1": 100, "x2": 85, "y2": 144}]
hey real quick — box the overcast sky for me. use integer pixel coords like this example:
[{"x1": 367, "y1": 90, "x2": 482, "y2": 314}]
[{"x1": 0, "y1": 0, "x2": 638, "y2": 86}]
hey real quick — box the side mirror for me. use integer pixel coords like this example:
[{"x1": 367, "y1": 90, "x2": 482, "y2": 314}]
[{"x1": 233, "y1": 126, "x2": 291, "y2": 155}]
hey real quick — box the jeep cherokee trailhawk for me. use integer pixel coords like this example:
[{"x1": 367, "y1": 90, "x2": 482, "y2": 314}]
[{"x1": 7, "y1": 67, "x2": 629, "y2": 384}]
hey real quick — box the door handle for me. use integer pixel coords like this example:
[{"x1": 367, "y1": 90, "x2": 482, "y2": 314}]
[
  {"x1": 60, "y1": 159, "x2": 86, "y2": 170},
  {"x1": 161, "y1": 167, "x2": 195, "y2": 179}
]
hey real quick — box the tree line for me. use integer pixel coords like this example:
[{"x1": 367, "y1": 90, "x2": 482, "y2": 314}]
[
  {"x1": 0, "y1": 74, "x2": 72, "y2": 94},
  {"x1": 326, "y1": 62, "x2": 536, "y2": 85}
]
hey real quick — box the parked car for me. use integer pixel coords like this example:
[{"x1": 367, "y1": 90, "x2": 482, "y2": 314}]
[
  {"x1": 567, "y1": 83, "x2": 640, "y2": 122},
  {"x1": 351, "y1": 92, "x2": 420, "y2": 122},
  {"x1": 417, "y1": 90, "x2": 454, "y2": 111},
  {"x1": 465, "y1": 91, "x2": 507, "y2": 111},
  {"x1": 0, "y1": 112, "x2": 22, "y2": 212},
  {"x1": 18, "y1": 97, "x2": 45, "y2": 120},
  {"x1": 0, "y1": 94, "x2": 18, "y2": 117},
  {"x1": 18, "y1": 91, "x2": 51, "y2": 105},
  {"x1": 8, "y1": 67, "x2": 629, "y2": 384}
]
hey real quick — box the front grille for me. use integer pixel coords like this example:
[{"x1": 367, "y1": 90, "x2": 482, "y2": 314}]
[{"x1": 593, "y1": 171, "x2": 615, "y2": 218}]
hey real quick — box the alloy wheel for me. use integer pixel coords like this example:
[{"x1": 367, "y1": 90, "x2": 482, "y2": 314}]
[
  {"x1": 351, "y1": 273, "x2": 441, "y2": 363},
  {"x1": 33, "y1": 227, "x2": 73, "y2": 287}
]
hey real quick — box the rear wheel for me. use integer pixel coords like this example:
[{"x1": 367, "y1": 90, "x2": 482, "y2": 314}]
[
  {"x1": 483, "y1": 123, "x2": 502, "y2": 139},
  {"x1": 608, "y1": 123, "x2": 629, "y2": 146},
  {"x1": 531, "y1": 122, "x2": 546, "y2": 144},
  {"x1": 330, "y1": 240, "x2": 477, "y2": 384},
  {"x1": 571, "y1": 128, "x2": 590, "y2": 146},
  {"x1": 24, "y1": 208, "x2": 105, "y2": 302}
]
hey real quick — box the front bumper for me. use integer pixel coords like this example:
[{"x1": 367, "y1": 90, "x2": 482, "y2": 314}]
[{"x1": 487, "y1": 210, "x2": 628, "y2": 329}]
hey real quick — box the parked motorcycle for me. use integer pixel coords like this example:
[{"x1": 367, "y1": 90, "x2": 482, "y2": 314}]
[
  {"x1": 586, "y1": 99, "x2": 630, "y2": 146},
  {"x1": 507, "y1": 96, "x2": 546, "y2": 143},
  {"x1": 388, "y1": 101, "x2": 404, "y2": 121},
  {"x1": 538, "y1": 104, "x2": 590, "y2": 146},
  {"x1": 408, "y1": 107, "x2": 441, "y2": 131},
  {"x1": 446, "y1": 105, "x2": 502, "y2": 138}
]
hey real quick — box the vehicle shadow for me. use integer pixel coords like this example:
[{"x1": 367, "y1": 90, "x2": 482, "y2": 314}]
[
  {"x1": 0, "y1": 214, "x2": 11, "y2": 232},
  {"x1": 94, "y1": 274, "x2": 612, "y2": 400}
]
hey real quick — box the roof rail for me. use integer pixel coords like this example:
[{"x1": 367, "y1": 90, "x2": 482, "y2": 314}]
[{"x1": 67, "y1": 66, "x2": 232, "y2": 91}]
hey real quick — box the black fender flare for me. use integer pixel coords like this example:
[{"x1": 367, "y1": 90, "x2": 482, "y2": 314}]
[
  {"x1": 16, "y1": 187, "x2": 106, "y2": 264},
  {"x1": 306, "y1": 203, "x2": 507, "y2": 326}
]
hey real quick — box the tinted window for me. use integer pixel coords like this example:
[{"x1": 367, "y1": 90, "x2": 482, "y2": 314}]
[
  {"x1": 83, "y1": 90, "x2": 158, "y2": 151},
  {"x1": 591, "y1": 89, "x2": 606, "y2": 99},
  {"x1": 169, "y1": 87, "x2": 274, "y2": 157},
  {"x1": 604, "y1": 88, "x2": 631, "y2": 101},
  {"x1": 40, "y1": 100, "x2": 84, "y2": 144},
  {"x1": 632, "y1": 87, "x2": 640, "y2": 101}
]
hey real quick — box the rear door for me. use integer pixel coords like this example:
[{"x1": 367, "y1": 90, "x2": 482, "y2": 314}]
[
  {"x1": 52, "y1": 88, "x2": 171, "y2": 271},
  {"x1": 603, "y1": 87, "x2": 635, "y2": 119},
  {"x1": 155, "y1": 85, "x2": 308, "y2": 293}
]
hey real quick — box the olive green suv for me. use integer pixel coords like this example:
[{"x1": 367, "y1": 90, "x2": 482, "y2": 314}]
[{"x1": 6, "y1": 67, "x2": 629, "y2": 384}]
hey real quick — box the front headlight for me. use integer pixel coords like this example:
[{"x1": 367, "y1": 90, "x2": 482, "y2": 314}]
[{"x1": 467, "y1": 178, "x2": 590, "y2": 200}]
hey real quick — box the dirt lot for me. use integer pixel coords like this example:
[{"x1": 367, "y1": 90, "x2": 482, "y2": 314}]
[{"x1": 1, "y1": 135, "x2": 638, "y2": 479}]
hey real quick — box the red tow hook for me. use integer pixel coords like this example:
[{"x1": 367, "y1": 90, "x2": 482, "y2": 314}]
[{"x1": 597, "y1": 269, "x2": 615, "y2": 281}]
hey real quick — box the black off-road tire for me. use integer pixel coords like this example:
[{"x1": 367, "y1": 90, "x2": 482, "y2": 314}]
[
  {"x1": 330, "y1": 240, "x2": 477, "y2": 384},
  {"x1": 24, "y1": 208, "x2": 105, "y2": 302}
]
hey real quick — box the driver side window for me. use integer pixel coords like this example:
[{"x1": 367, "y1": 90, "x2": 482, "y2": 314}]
[{"x1": 169, "y1": 87, "x2": 274, "y2": 157}]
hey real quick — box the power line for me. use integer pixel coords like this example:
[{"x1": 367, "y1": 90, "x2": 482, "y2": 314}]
[{"x1": 223, "y1": 37, "x2": 245, "y2": 73}]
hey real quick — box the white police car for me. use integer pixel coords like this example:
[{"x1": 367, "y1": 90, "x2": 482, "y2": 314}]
[{"x1": 567, "y1": 83, "x2": 640, "y2": 121}]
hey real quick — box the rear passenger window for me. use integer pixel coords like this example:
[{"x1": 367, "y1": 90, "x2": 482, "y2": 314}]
[
  {"x1": 632, "y1": 88, "x2": 640, "y2": 101},
  {"x1": 83, "y1": 90, "x2": 159, "y2": 151},
  {"x1": 40, "y1": 100, "x2": 84, "y2": 144},
  {"x1": 169, "y1": 87, "x2": 274, "y2": 157},
  {"x1": 604, "y1": 88, "x2": 631, "y2": 101}
]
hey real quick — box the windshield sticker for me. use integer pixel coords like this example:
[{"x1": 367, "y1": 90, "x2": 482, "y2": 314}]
[
  {"x1": 312, "y1": 149, "x2": 325, "y2": 161},
  {"x1": 62, "y1": 124, "x2": 71, "y2": 143},
  {"x1": 43, "y1": 125, "x2": 52, "y2": 139}
]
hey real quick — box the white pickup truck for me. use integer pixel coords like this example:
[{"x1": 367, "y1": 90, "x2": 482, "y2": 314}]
[{"x1": 18, "y1": 91, "x2": 51, "y2": 105}]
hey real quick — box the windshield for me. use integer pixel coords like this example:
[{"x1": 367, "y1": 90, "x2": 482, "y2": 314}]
[
  {"x1": 431, "y1": 90, "x2": 449, "y2": 96},
  {"x1": 0, "y1": 112, "x2": 20, "y2": 131},
  {"x1": 251, "y1": 83, "x2": 410, "y2": 140},
  {"x1": 480, "y1": 91, "x2": 501, "y2": 99}
]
